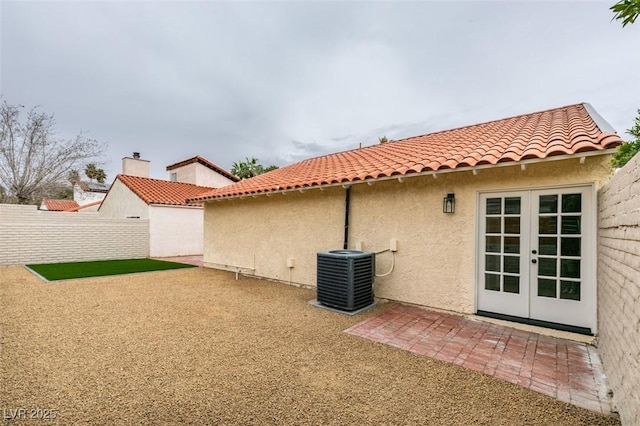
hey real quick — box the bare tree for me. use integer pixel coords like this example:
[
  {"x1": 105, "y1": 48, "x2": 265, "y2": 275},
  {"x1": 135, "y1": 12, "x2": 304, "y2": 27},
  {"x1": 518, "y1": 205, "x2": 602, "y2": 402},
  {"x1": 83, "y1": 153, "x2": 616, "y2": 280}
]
[{"x1": 0, "y1": 101, "x2": 105, "y2": 204}]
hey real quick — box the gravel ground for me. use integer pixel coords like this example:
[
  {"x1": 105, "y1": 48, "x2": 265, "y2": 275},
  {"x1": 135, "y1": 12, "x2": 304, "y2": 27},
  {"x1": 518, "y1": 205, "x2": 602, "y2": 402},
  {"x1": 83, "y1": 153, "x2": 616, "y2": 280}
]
[{"x1": 0, "y1": 266, "x2": 620, "y2": 425}]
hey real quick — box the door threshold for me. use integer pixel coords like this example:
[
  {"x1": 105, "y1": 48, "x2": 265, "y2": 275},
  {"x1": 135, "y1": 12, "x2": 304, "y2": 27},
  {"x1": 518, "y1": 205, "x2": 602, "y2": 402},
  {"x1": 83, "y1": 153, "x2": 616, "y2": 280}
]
[{"x1": 475, "y1": 310, "x2": 593, "y2": 339}]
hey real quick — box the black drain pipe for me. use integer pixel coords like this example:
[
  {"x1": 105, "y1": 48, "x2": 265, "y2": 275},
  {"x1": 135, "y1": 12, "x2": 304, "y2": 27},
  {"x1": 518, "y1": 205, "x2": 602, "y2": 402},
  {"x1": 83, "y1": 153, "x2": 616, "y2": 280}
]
[{"x1": 343, "y1": 186, "x2": 351, "y2": 249}]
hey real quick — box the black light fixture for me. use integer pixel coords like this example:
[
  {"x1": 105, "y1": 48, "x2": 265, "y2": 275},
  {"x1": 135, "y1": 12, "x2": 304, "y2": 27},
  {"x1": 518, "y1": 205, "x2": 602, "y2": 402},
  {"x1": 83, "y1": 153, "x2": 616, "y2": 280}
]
[{"x1": 443, "y1": 193, "x2": 455, "y2": 214}]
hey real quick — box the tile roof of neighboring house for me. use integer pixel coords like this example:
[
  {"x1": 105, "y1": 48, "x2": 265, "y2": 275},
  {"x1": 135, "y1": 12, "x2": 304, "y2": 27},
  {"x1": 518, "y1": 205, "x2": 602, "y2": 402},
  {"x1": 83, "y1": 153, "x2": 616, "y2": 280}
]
[
  {"x1": 189, "y1": 103, "x2": 623, "y2": 202},
  {"x1": 166, "y1": 156, "x2": 240, "y2": 182},
  {"x1": 115, "y1": 175, "x2": 215, "y2": 206},
  {"x1": 63, "y1": 200, "x2": 103, "y2": 212},
  {"x1": 42, "y1": 199, "x2": 80, "y2": 211},
  {"x1": 75, "y1": 181, "x2": 110, "y2": 193}
]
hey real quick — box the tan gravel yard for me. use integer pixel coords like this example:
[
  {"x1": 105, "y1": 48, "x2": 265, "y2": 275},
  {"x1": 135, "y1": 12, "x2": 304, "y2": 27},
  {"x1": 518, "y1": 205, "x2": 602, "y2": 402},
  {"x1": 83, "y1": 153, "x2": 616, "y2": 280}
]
[{"x1": 0, "y1": 266, "x2": 619, "y2": 425}]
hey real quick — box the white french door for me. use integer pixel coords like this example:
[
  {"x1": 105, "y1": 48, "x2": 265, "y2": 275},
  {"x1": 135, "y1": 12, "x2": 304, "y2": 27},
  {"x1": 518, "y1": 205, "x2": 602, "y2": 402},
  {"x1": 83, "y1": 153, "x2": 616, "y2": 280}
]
[{"x1": 477, "y1": 186, "x2": 594, "y2": 332}]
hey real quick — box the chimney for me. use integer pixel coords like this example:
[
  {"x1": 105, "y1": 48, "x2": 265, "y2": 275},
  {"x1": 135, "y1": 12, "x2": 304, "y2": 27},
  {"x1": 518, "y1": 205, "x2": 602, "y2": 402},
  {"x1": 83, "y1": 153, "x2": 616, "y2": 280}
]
[{"x1": 122, "y1": 152, "x2": 150, "y2": 177}]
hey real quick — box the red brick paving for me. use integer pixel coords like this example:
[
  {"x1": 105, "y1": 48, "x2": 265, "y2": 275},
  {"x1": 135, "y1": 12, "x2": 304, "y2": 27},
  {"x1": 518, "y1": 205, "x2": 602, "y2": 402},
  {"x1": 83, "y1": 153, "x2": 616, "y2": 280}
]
[{"x1": 344, "y1": 303, "x2": 612, "y2": 415}]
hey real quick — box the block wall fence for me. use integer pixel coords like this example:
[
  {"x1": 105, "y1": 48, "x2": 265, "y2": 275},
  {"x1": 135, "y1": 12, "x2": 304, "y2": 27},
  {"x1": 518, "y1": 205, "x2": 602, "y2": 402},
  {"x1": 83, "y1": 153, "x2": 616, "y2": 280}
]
[
  {"x1": 597, "y1": 153, "x2": 640, "y2": 426},
  {"x1": 0, "y1": 204, "x2": 148, "y2": 266}
]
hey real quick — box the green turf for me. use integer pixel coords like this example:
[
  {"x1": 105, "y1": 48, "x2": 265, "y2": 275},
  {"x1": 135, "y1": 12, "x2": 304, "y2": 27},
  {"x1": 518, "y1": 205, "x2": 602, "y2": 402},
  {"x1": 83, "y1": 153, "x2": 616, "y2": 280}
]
[{"x1": 26, "y1": 258, "x2": 196, "y2": 281}]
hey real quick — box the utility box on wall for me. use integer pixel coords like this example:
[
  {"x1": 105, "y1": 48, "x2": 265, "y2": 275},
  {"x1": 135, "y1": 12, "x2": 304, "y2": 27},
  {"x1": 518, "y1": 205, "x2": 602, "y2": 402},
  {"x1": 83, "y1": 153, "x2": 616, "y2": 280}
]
[{"x1": 316, "y1": 250, "x2": 375, "y2": 312}]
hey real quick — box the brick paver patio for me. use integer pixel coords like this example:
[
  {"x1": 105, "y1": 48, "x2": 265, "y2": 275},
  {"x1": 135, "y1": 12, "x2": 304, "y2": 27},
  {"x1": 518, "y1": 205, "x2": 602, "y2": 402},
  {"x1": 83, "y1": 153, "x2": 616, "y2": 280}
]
[{"x1": 344, "y1": 304, "x2": 612, "y2": 415}]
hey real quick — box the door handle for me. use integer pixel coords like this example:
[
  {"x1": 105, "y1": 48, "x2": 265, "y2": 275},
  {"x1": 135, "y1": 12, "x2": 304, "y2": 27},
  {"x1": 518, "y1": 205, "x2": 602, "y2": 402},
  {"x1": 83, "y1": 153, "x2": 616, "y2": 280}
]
[
  {"x1": 532, "y1": 259, "x2": 537, "y2": 264},
  {"x1": 532, "y1": 249, "x2": 537, "y2": 255}
]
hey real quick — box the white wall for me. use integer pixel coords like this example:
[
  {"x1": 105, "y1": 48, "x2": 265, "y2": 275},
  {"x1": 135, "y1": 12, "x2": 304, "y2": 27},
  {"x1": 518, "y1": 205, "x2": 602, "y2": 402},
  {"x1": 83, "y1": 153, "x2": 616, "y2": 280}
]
[
  {"x1": 0, "y1": 204, "x2": 148, "y2": 266},
  {"x1": 194, "y1": 163, "x2": 235, "y2": 187},
  {"x1": 149, "y1": 205, "x2": 204, "y2": 257},
  {"x1": 98, "y1": 179, "x2": 149, "y2": 219},
  {"x1": 122, "y1": 157, "x2": 150, "y2": 177},
  {"x1": 73, "y1": 185, "x2": 106, "y2": 205},
  {"x1": 597, "y1": 154, "x2": 640, "y2": 426},
  {"x1": 170, "y1": 162, "x2": 235, "y2": 188}
]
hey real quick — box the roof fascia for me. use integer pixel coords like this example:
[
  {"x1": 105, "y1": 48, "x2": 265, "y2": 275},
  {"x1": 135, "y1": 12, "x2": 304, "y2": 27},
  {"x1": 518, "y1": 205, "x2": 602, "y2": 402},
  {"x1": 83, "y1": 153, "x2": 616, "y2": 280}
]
[
  {"x1": 197, "y1": 149, "x2": 617, "y2": 203},
  {"x1": 149, "y1": 203, "x2": 203, "y2": 209}
]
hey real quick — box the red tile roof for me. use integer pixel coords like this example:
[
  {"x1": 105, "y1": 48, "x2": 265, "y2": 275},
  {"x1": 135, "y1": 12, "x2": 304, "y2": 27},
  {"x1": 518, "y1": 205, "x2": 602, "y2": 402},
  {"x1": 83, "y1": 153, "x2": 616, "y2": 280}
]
[
  {"x1": 166, "y1": 156, "x2": 240, "y2": 182},
  {"x1": 63, "y1": 200, "x2": 103, "y2": 212},
  {"x1": 42, "y1": 199, "x2": 80, "y2": 211},
  {"x1": 189, "y1": 103, "x2": 623, "y2": 202},
  {"x1": 115, "y1": 175, "x2": 215, "y2": 206}
]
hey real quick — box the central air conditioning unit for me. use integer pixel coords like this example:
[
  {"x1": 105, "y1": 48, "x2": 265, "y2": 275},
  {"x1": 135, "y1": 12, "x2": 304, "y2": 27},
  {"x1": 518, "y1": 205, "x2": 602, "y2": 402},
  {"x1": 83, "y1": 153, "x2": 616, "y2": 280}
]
[{"x1": 316, "y1": 250, "x2": 375, "y2": 312}]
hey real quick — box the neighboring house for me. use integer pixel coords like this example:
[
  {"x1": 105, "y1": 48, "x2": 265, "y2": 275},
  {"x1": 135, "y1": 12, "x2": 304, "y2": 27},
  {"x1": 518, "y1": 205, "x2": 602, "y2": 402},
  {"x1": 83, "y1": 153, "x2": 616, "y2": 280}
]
[
  {"x1": 99, "y1": 154, "x2": 236, "y2": 257},
  {"x1": 73, "y1": 181, "x2": 109, "y2": 206},
  {"x1": 166, "y1": 155, "x2": 240, "y2": 187},
  {"x1": 99, "y1": 175, "x2": 214, "y2": 257},
  {"x1": 190, "y1": 103, "x2": 623, "y2": 335},
  {"x1": 40, "y1": 199, "x2": 80, "y2": 211}
]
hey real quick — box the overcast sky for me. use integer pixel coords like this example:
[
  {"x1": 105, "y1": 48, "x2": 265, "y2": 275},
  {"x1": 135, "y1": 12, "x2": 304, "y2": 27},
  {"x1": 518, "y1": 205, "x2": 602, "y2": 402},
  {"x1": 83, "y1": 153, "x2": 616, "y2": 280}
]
[{"x1": 1, "y1": 1, "x2": 639, "y2": 181}]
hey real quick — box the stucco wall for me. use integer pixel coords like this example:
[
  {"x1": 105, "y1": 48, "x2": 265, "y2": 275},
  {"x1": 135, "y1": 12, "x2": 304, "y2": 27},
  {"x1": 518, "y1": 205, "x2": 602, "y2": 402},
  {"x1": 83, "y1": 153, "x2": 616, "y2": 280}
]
[
  {"x1": 122, "y1": 157, "x2": 150, "y2": 177},
  {"x1": 98, "y1": 179, "x2": 149, "y2": 219},
  {"x1": 0, "y1": 204, "x2": 148, "y2": 266},
  {"x1": 170, "y1": 163, "x2": 235, "y2": 188},
  {"x1": 149, "y1": 205, "x2": 204, "y2": 257},
  {"x1": 204, "y1": 187, "x2": 344, "y2": 283},
  {"x1": 204, "y1": 155, "x2": 613, "y2": 314},
  {"x1": 597, "y1": 154, "x2": 640, "y2": 426}
]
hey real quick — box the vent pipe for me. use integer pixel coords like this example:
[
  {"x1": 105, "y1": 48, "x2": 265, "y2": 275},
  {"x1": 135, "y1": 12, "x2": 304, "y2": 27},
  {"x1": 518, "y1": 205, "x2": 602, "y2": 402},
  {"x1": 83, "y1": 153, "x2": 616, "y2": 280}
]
[{"x1": 343, "y1": 187, "x2": 351, "y2": 249}]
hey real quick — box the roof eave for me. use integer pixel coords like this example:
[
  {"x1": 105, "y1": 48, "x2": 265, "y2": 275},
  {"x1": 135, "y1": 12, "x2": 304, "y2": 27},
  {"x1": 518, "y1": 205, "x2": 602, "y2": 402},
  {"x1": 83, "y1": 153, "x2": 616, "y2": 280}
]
[{"x1": 192, "y1": 148, "x2": 618, "y2": 203}]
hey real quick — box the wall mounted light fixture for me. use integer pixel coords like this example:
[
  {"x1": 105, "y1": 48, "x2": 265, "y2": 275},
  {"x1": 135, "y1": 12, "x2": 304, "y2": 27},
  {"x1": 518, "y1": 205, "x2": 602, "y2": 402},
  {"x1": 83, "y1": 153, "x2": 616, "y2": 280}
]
[{"x1": 443, "y1": 193, "x2": 455, "y2": 213}]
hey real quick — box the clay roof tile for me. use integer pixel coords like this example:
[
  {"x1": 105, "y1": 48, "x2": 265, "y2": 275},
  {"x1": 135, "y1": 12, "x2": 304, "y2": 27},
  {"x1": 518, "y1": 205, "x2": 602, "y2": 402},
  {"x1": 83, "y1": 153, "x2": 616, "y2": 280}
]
[{"x1": 189, "y1": 103, "x2": 623, "y2": 202}]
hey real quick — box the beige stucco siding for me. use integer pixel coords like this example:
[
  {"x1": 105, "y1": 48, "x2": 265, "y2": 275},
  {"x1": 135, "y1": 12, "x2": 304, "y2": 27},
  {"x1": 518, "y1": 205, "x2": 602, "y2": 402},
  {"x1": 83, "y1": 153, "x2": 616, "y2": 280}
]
[
  {"x1": 204, "y1": 187, "x2": 344, "y2": 284},
  {"x1": 149, "y1": 205, "x2": 204, "y2": 257},
  {"x1": 98, "y1": 179, "x2": 149, "y2": 219},
  {"x1": 203, "y1": 155, "x2": 613, "y2": 313}
]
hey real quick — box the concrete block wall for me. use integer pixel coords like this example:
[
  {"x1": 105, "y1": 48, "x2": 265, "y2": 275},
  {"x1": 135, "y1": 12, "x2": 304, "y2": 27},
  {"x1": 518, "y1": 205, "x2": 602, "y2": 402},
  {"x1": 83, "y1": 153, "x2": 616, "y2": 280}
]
[
  {"x1": 0, "y1": 204, "x2": 149, "y2": 266},
  {"x1": 597, "y1": 153, "x2": 640, "y2": 426}
]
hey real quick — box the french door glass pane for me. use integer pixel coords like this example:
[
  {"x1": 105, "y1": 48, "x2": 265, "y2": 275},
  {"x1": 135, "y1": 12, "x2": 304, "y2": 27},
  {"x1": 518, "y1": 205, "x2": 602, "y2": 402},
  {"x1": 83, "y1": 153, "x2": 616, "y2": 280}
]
[
  {"x1": 504, "y1": 217, "x2": 520, "y2": 234},
  {"x1": 539, "y1": 216, "x2": 557, "y2": 234},
  {"x1": 539, "y1": 195, "x2": 558, "y2": 213},
  {"x1": 562, "y1": 194, "x2": 582, "y2": 213},
  {"x1": 561, "y1": 216, "x2": 581, "y2": 234},
  {"x1": 561, "y1": 259, "x2": 581, "y2": 278},
  {"x1": 503, "y1": 256, "x2": 520, "y2": 274},
  {"x1": 504, "y1": 275, "x2": 520, "y2": 293},
  {"x1": 486, "y1": 236, "x2": 501, "y2": 253},
  {"x1": 538, "y1": 258, "x2": 557, "y2": 277},
  {"x1": 486, "y1": 255, "x2": 500, "y2": 272},
  {"x1": 486, "y1": 198, "x2": 501, "y2": 214},
  {"x1": 560, "y1": 281, "x2": 581, "y2": 300},
  {"x1": 561, "y1": 237, "x2": 581, "y2": 256},
  {"x1": 539, "y1": 237, "x2": 557, "y2": 255},
  {"x1": 485, "y1": 273, "x2": 500, "y2": 291},
  {"x1": 486, "y1": 217, "x2": 501, "y2": 233},
  {"x1": 504, "y1": 237, "x2": 520, "y2": 254},
  {"x1": 504, "y1": 197, "x2": 521, "y2": 214},
  {"x1": 538, "y1": 278, "x2": 557, "y2": 298}
]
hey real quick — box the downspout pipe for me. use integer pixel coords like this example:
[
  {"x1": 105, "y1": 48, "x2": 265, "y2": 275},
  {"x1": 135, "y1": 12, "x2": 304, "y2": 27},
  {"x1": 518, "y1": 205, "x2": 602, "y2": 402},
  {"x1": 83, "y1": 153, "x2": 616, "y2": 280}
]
[{"x1": 343, "y1": 187, "x2": 350, "y2": 250}]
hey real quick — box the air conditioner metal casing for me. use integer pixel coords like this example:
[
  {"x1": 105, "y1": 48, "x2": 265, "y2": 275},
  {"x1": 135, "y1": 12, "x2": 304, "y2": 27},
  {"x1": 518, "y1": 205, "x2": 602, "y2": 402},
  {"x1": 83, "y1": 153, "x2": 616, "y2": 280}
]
[{"x1": 316, "y1": 250, "x2": 375, "y2": 312}]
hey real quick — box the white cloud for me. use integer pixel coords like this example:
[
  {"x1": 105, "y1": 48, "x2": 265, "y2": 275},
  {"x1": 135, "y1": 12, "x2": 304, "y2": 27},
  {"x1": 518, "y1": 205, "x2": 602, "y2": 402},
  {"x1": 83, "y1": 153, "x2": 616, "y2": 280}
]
[{"x1": 1, "y1": 1, "x2": 638, "y2": 180}]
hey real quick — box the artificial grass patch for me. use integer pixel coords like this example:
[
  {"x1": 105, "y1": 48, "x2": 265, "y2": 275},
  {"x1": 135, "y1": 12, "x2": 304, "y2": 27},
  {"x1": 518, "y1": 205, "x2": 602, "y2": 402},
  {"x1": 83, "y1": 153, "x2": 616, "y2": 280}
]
[{"x1": 26, "y1": 258, "x2": 196, "y2": 281}]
